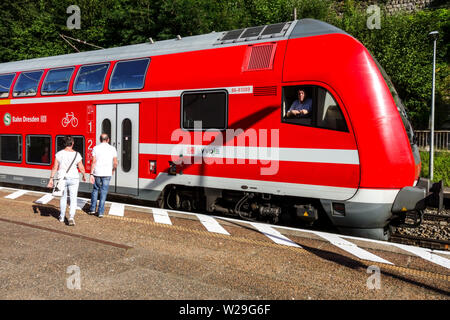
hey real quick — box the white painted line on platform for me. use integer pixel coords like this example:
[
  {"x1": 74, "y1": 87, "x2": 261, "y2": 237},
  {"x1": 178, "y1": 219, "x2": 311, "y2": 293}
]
[
  {"x1": 196, "y1": 214, "x2": 230, "y2": 235},
  {"x1": 5, "y1": 190, "x2": 28, "y2": 199},
  {"x1": 312, "y1": 231, "x2": 394, "y2": 265},
  {"x1": 391, "y1": 243, "x2": 450, "y2": 270},
  {"x1": 76, "y1": 198, "x2": 88, "y2": 211},
  {"x1": 2, "y1": 185, "x2": 449, "y2": 265},
  {"x1": 152, "y1": 208, "x2": 172, "y2": 225},
  {"x1": 34, "y1": 193, "x2": 54, "y2": 204},
  {"x1": 108, "y1": 202, "x2": 125, "y2": 217},
  {"x1": 251, "y1": 222, "x2": 301, "y2": 248}
]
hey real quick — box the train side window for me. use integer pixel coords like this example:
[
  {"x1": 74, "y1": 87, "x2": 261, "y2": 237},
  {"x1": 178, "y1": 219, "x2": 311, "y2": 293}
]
[
  {"x1": 73, "y1": 63, "x2": 109, "y2": 93},
  {"x1": 56, "y1": 135, "x2": 85, "y2": 164},
  {"x1": 0, "y1": 135, "x2": 22, "y2": 163},
  {"x1": 121, "y1": 119, "x2": 132, "y2": 172},
  {"x1": 0, "y1": 73, "x2": 16, "y2": 98},
  {"x1": 41, "y1": 67, "x2": 74, "y2": 95},
  {"x1": 26, "y1": 135, "x2": 51, "y2": 165},
  {"x1": 181, "y1": 90, "x2": 228, "y2": 130},
  {"x1": 13, "y1": 70, "x2": 44, "y2": 97},
  {"x1": 109, "y1": 58, "x2": 150, "y2": 91},
  {"x1": 101, "y1": 119, "x2": 112, "y2": 141},
  {"x1": 282, "y1": 85, "x2": 348, "y2": 132}
]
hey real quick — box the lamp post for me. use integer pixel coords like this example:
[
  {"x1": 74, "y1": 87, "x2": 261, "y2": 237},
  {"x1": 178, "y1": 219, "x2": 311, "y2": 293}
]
[{"x1": 428, "y1": 31, "x2": 438, "y2": 181}]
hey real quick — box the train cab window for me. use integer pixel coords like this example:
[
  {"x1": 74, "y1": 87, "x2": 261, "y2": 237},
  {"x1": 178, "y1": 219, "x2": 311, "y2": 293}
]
[
  {"x1": 0, "y1": 73, "x2": 16, "y2": 98},
  {"x1": 282, "y1": 86, "x2": 348, "y2": 132},
  {"x1": 181, "y1": 90, "x2": 227, "y2": 130},
  {"x1": 26, "y1": 135, "x2": 51, "y2": 165},
  {"x1": 109, "y1": 58, "x2": 150, "y2": 91},
  {"x1": 0, "y1": 135, "x2": 22, "y2": 163},
  {"x1": 56, "y1": 136, "x2": 85, "y2": 163},
  {"x1": 41, "y1": 67, "x2": 74, "y2": 95},
  {"x1": 13, "y1": 70, "x2": 44, "y2": 97},
  {"x1": 316, "y1": 88, "x2": 348, "y2": 132},
  {"x1": 73, "y1": 63, "x2": 109, "y2": 93}
]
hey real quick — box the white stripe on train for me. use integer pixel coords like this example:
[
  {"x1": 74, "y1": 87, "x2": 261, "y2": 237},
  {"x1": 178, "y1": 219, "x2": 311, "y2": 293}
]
[
  {"x1": 8, "y1": 85, "x2": 254, "y2": 105},
  {"x1": 140, "y1": 143, "x2": 360, "y2": 165},
  {"x1": 0, "y1": 166, "x2": 397, "y2": 203}
]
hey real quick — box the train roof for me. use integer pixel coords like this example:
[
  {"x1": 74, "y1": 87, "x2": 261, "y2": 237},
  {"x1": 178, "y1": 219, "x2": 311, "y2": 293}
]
[{"x1": 0, "y1": 19, "x2": 348, "y2": 74}]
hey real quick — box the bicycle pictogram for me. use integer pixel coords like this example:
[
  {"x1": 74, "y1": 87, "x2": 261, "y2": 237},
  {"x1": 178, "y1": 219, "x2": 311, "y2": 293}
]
[{"x1": 61, "y1": 112, "x2": 79, "y2": 127}]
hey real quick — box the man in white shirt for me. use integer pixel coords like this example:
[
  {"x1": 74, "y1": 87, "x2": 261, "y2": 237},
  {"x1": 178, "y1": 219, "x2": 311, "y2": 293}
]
[{"x1": 89, "y1": 133, "x2": 118, "y2": 217}]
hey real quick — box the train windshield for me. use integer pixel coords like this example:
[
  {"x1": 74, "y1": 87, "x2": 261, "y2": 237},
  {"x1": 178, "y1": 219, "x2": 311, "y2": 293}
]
[{"x1": 373, "y1": 57, "x2": 415, "y2": 146}]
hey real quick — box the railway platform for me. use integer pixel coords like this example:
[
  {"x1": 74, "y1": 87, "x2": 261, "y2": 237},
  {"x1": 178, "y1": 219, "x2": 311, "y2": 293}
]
[{"x1": 0, "y1": 186, "x2": 448, "y2": 300}]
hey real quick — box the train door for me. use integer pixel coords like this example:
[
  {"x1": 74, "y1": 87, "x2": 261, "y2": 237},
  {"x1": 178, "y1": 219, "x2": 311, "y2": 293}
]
[{"x1": 95, "y1": 103, "x2": 139, "y2": 195}]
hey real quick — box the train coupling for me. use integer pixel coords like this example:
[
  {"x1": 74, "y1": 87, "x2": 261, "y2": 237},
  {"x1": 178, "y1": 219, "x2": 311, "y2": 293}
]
[
  {"x1": 392, "y1": 179, "x2": 443, "y2": 213},
  {"x1": 416, "y1": 178, "x2": 444, "y2": 212},
  {"x1": 390, "y1": 178, "x2": 444, "y2": 228}
]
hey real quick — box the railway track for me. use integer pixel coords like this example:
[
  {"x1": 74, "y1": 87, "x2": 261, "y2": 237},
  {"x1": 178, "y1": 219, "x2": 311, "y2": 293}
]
[
  {"x1": 423, "y1": 212, "x2": 450, "y2": 223},
  {"x1": 390, "y1": 233, "x2": 450, "y2": 251},
  {"x1": 392, "y1": 210, "x2": 450, "y2": 250}
]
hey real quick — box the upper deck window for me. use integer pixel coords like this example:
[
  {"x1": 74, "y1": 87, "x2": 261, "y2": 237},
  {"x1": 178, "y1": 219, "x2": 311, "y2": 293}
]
[
  {"x1": 13, "y1": 70, "x2": 44, "y2": 97},
  {"x1": 73, "y1": 63, "x2": 109, "y2": 93},
  {"x1": 109, "y1": 58, "x2": 150, "y2": 91},
  {"x1": 41, "y1": 67, "x2": 74, "y2": 95},
  {"x1": 0, "y1": 73, "x2": 15, "y2": 98}
]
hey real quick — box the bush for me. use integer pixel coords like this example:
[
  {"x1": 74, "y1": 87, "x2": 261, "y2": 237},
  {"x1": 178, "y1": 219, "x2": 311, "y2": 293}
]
[
  {"x1": 0, "y1": 1, "x2": 448, "y2": 130},
  {"x1": 420, "y1": 151, "x2": 450, "y2": 186},
  {"x1": 331, "y1": 4, "x2": 450, "y2": 130}
]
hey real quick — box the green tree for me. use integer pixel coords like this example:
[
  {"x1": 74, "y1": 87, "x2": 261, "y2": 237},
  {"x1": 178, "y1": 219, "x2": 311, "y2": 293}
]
[{"x1": 0, "y1": 0, "x2": 448, "y2": 130}]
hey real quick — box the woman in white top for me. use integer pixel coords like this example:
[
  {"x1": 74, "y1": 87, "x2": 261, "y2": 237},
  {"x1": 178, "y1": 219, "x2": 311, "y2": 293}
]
[{"x1": 47, "y1": 136, "x2": 87, "y2": 225}]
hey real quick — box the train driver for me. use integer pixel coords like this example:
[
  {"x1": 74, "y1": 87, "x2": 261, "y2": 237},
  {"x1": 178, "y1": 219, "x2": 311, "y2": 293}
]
[{"x1": 286, "y1": 89, "x2": 312, "y2": 118}]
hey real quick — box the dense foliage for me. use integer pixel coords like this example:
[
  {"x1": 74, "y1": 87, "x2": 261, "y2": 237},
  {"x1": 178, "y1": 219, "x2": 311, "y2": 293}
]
[
  {"x1": 0, "y1": 0, "x2": 448, "y2": 129},
  {"x1": 420, "y1": 151, "x2": 450, "y2": 185}
]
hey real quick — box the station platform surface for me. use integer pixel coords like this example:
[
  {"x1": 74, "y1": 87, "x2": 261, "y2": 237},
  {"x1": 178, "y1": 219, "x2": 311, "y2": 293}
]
[{"x1": 0, "y1": 186, "x2": 448, "y2": 300}]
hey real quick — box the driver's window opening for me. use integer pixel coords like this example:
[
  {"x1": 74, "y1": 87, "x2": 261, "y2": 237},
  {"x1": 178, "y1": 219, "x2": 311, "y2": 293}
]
[
  {"x1": 282, "y1": 85, "x2": 348, "y2": 132},
  {"x1": 283, "y1": 86, "x2": 314, "y2": 127}
]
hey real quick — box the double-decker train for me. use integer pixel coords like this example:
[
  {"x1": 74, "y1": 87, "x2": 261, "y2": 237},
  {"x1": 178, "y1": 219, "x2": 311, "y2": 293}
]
[{"x1": 0, "y1": 19, "x2": 442, "y2": 240}]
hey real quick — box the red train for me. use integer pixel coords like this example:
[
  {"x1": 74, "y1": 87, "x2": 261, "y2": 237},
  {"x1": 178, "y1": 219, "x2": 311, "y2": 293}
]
[{"x1": 0, "y1": 19, "x2": 442, "y2": 240}]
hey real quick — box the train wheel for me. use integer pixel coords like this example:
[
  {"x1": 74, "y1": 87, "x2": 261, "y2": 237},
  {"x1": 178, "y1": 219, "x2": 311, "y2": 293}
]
[{"x1": 156, "y1": 189, "x2": 166, "y2": 209}]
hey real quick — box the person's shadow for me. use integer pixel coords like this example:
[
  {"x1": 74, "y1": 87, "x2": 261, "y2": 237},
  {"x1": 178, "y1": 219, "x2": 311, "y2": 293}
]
[{"x1": 32, "y1": 204, "x2": 62, "y2": 221}]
